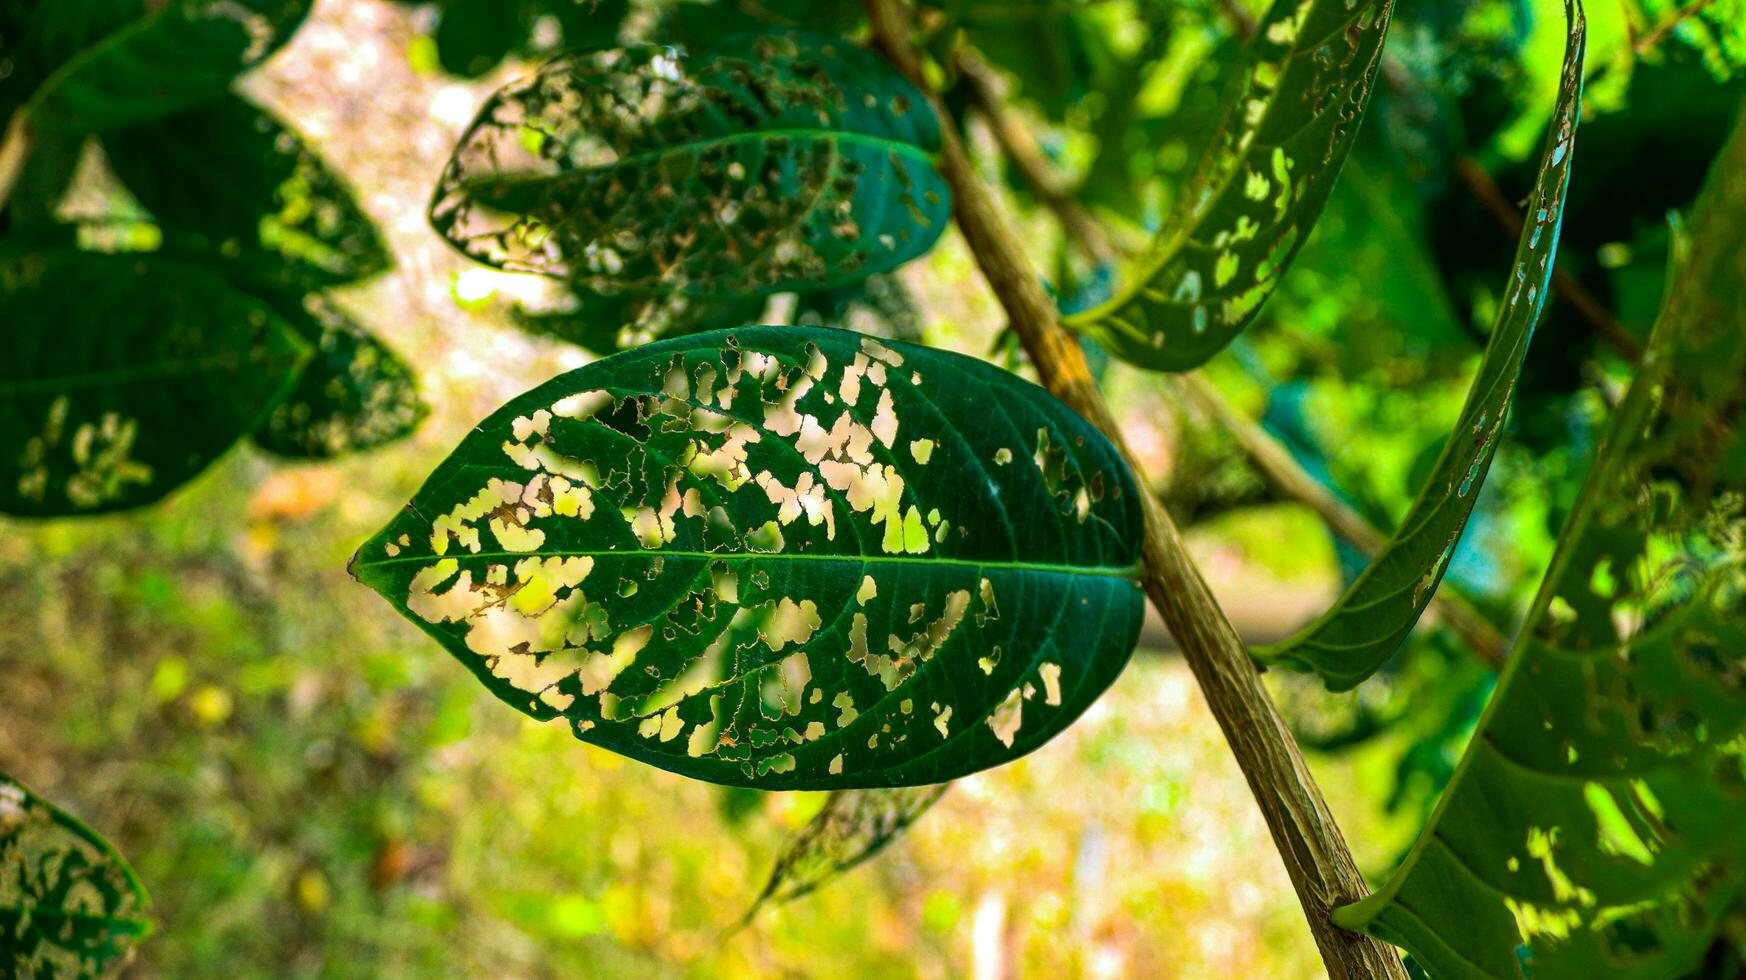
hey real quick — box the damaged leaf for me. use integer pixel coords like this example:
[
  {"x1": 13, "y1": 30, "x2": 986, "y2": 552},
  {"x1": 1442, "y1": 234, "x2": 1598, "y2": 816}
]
[
  {"x1": 1333, "y1": 95, "x2": 1746, "y2": 979},
  {"x1": 1256, "y1": 1, "x2": 1585, "y2": 690},
  {"x1": 746, "y1": 784, "x2": 947, "y2": 917},
  {"x1": 1065, "y1": 0, "x2": 1394, "y2": 371},
  {"x1": 351, "y1": 327, "x2": 1144, "y2": 789},
  {"x1": 251, "y1": 295, "x2": 427, "y2": 459},
  {"x1": 104, "y1": 94, "x2": 392, "y2": 287},
  {"x1": 1, "y1": 771, "x2": 153, "y2": 977},
  {"x1": 429, "y1": 31, "x2": 950, "y2": 298},
  {"x1": 0, "y1": 249, "x2": 310, "y2": 516},
  {"x1": 16, "y1": 0, "x2": 312, "y2": 133}
]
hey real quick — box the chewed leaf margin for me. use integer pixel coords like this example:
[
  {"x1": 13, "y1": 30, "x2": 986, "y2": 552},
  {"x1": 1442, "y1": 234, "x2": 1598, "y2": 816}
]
[
  {"x1": 1065, "y1": 0, "x2": 1395, "y2": 371},
  {"x1": 428, "y1": 31, "x2": 951, "y2": 298},
  {"x1": 351, "y1": 326, "x2": 1146, "y2": 790},
  {"x1": 1255, "y1": 0, "x2": 1585, "y2": 690}
]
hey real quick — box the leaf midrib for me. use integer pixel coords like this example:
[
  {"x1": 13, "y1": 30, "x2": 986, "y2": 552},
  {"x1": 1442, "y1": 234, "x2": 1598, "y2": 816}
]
[
  {"x1": 457, "y1": 127, "x2": 940, "y2": 192},
  {"x1": 355, "y1": 547, "x2": 1141, "y2": 580}
]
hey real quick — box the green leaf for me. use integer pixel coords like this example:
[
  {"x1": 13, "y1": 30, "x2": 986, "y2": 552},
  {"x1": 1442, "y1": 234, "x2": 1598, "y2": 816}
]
[
  {"x1": 103, "y1": 94, "x2": 393, "y2": 287},
  {"x1": 350, "y1": 326, "x2": 1144, "y2": 789},
  {"x1": 251, "y1": 295, "x2": 427, "y2": 459},
  {"x1": 0, "y1": 249, "x2": 310, "y2": 516},
  {"x1": 1333, "y1": 96, "x2": 1746, "y2": 980},
  {"x1": 1255, "y1": 4, "x2": 1585, "y2": 690},
  {"x1": 745, "y1": 784, "x2": 947, "y2": 917},
  {"x1": 434, "y1": 0, "x2": 522, "y2": 79},
  {"x1": 19, "y1": 0, "x2": 312, "y2": 133},
  {"x1": 1, "y1": 770, "x2": 153, "y2": 977},
  {"x1": 1064, "y1": 0, "x2": 1395, "y2": 371},
  {"x1": 428, "y1": 31, "x2": 951, "y2": 298}
]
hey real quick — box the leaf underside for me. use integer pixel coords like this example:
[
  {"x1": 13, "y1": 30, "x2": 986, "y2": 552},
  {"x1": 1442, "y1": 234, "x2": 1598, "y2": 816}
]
[
  {"x1": 20, "y1": 0, "x2": 312, "y2": 133},
  {"x1": 104, "y1": 93, "x2": 393, "y2": 288},
  {"x1": 0, "y1": 250, "x2": 309, "y2": 517},
  {"x1": 1, "y1": 771, "x2": 152, "y2": 978},
  {"x1": 1256, "y1": 2, "x2": 1586, "y2": 690},
  {"x1": 352, "y1": 327, "x2": 1145, "y2": 790},
  {"x1": 251, "y1": 295, "x2": 427, "y2": 460},
  {"x1": 428, "y1": 31, "x2": 951, "y2": 298},
  {"x1": 747, "y1": 784, "x2": 948, "y2": 918},
  {"x1": 1065, "y1": 0, "x2": 1394, "y2": 372},
  {"x1": 1334, "y1": 95, "x2": 1746, "y2": 980}
]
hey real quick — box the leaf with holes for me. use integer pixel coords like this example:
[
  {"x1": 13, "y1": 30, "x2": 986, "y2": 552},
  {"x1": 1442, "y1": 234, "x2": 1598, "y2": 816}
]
[
  {"x1": 15, "y1": 0, "x2": 312, "y2": 133},
  {"x1": 104, "y1": 94, "x2": 392, "y2": 287},
  {"x1": 1064, "y1": 0, "x2": 1394, "y2": 371},
  {"x1": 350, "y1": 327, "x2": 1144, "y2": 789},
  {"x1": 745, "y1": 784, "x2": 947, "y2": 919},
  {"x1": 0, "y1": 249, "x2": 310, "y2": 516},
  {"x1": 1, "y1": 771, "x2": 153, "y2": 977},
  {"x1": 1254, "y1": 3, "x2": 1584, "y2": 691},
  {"x1": 428, "y1": 31, "x2": 951, "y2": 298},
  {"x1": 1334, "y1": 96, "x2": 1746, "y2": 980},
  {"x1": 251, "y1": 295, "x2": 426, "y2": 459}
]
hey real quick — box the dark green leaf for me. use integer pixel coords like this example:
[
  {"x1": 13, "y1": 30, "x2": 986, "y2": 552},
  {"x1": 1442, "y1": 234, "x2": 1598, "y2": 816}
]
[
  {"x1": 350, "y1": 327, "x2": 1144, "y2": 789},
  {"x1": 745, "y1": 784, "x2": 947, "y2": 917},
  {"x1": 18, "y1": 0, "x2": 312, "y2": 133},
  {"x1": 1334, "y1": 96, "x2": 1746, "y2": 979},
  {"x1": 0, "y1": 249, "x2": 310, "y2": 516},
  {"x1": 1, "y1": 770, "x2": 153, "y2": 977},
  {"x1": 251, "y1": 295, "x2": 427, "y2": 459},
  {"x1": 429, "y1": 32, "x2": 951, "y2": 298},
  {"x1": 103, "y1": 94, "x2": 391, "y2": 287},
  {"x1": 1255, "y1": 4, "x2": 1585, "y2": 690},
  {"x1": 1064, "y1": 0, "x2": 1395, "y2": 371}
]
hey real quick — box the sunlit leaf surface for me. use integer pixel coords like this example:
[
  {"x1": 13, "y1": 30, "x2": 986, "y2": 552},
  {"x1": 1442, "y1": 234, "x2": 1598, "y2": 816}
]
[
  {"x1": 429, "y1": 32, "x2": 950, "y2": 298},
  {"x1": 16, "y1": 0, "x2": 312, "y2": 133},
  {"x1": 105, "y1": 94, "x2": 392, "y2": 287},
  {"x1": 1, "y1": 771, "x2": 152, "y2": 978},
  {"x1": 1334, "y1": 101, "x2": 1746, "y2": 980},
  {"x1": 747, "y1": 784, "x2": 948, "y2": 917},
  {"x1": 251, "y1": 295, "x2": 427, "y2": 459},
  {"x1": 0, "y1": 250, "x2": 310, "y2": 516},
  {"x1": 352, "y1": 327, "x2": 1144, "y2": 789},
  {"x1": 1065, "y1": 0, "x2": 1394, "y2": 371},
  {"x1": 1256, "y1": 2, "x2": 1585, "y2": 690}
]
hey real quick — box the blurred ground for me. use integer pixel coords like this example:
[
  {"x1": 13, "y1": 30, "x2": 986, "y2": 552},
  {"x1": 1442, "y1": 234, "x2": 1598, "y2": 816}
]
[{"x1": 0, "y1": 2, "x2": 1419, "y2": 976}]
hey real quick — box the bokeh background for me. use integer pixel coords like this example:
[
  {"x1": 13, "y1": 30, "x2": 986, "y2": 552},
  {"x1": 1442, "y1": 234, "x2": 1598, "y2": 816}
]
[{"x1": 4, "y1": 0, "x2": 1741, "y2": 975}]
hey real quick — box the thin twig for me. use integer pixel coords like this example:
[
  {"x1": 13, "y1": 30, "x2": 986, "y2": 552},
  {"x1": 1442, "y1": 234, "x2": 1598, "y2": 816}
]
[
  {"x1": 1172, "y1": 375, "x2": 1510, "y2": 667},
  {"x1": 0, "y1": 112, "x2": 33, "y2": 216},
  {"x1": 1453, "y1": 155, "x2": 1645, "y2": 360},
  {"x1": 1633, "y1": 0, "x2": 1720, "y2": 55},
  {"x1": 953, "y1": 48, "x2": 1120, "y2": 264},
  {"x1": 864, "y1": 3, "x2": 1409, "y2": 977}
]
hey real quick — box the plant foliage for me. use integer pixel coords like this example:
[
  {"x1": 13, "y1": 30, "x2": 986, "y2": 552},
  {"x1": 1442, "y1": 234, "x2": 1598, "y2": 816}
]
[
  {"x1": 352, "y1": 327, "x2": 1145, "y2": 789},
  {"x1": 1, "y1": 770, "x2": 152, "y2": 978}
]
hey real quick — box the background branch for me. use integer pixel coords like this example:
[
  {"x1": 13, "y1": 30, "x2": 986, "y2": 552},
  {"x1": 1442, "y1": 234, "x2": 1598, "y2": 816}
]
[
  {"x1": 0, "y1": 112, "x2": 33, "y2": 215},
  {"x1": 864, "y1": 3, "x2": 1410, "y2": 977}
]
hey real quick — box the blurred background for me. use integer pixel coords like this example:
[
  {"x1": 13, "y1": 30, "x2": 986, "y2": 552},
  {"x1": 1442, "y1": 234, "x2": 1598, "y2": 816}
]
[{"x1": 2, "y1": 0, "x2": 1741, "y2": 975}]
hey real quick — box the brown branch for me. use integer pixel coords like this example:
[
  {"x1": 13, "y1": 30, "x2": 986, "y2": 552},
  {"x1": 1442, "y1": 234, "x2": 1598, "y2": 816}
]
[
  {"x1": 953, "y1": 49, "x2": 1120, "y2": 265},
  {"x1": 1453, "y1": 155, "x2": 1644, "y2": 360},
  {"x1": 1172, "y1": 375, "x2": 1509, "y2": 667},
  {"x1": 1633, "y1": 0, "x2": 1720, "y2": 55},
  {"x1": 864, "y1": 3, "x2": 1408, "y2": 977},
  {"x1": 0, "y1": 112, "x2": 33, "y2": 215}
]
